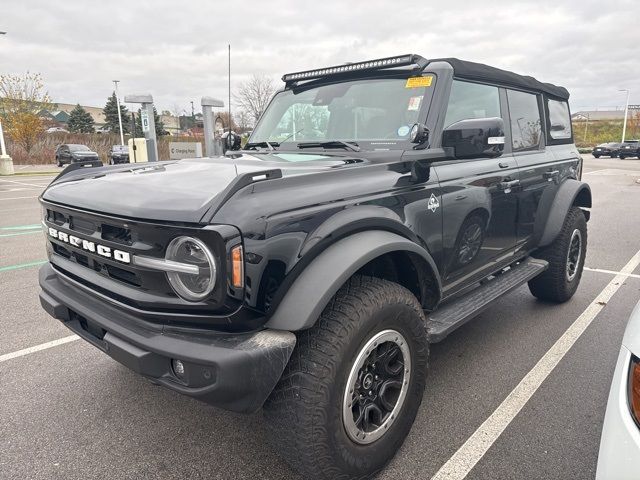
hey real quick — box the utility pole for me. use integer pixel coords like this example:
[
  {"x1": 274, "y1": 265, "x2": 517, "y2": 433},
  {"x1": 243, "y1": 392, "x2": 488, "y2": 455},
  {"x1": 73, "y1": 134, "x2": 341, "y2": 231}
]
[
  {"x1": 620, "y1": 89, "x2": 630, "y2": 143},
  {"x1": 113, "y1": 80, "x2": 125, "y2": 146}
]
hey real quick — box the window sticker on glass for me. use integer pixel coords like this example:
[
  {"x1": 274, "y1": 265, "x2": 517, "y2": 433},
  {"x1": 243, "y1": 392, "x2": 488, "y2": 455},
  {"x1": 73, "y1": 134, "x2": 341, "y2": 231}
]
[
  {"x1": 405, "y1": 76, "x2": 433, "y2": 88},
  {"x1": 407, "y1": 96, "x2": 422, "y2": 111},
  {"x1": 397, "y1": 125, "x2": 410, "y2": 137}
]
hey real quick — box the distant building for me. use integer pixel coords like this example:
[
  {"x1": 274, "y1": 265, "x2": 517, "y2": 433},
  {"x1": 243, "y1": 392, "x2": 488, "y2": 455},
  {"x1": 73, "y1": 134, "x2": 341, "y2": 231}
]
[
  {"x1": 160, "y1": 114, "x2": 180, "y2": 135},
  {"x1": 38, "y1": 102, "x2": 182, "y2": 135}
]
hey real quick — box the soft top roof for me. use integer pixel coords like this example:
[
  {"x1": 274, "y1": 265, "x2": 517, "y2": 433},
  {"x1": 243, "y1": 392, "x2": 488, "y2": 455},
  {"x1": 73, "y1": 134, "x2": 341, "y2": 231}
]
[{"x1": 433, "y1": 58, "x2": 569, "y2": 100}]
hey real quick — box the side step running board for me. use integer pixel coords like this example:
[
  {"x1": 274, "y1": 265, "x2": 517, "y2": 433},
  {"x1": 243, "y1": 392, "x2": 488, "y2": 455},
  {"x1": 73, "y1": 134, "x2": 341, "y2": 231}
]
[{"x1": 427, "y1": 258, "x2": 548, "y2": 343}]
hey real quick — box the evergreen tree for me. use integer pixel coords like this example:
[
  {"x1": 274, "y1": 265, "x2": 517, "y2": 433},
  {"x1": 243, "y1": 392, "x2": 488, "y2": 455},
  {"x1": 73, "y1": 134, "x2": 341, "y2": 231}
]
[
  {"x1": 67, "y1": 104, "x2": 95, "y2": 133},
  {"x1": 102, "y1": 92, "x2": 129, "y2": 134},
  {"x1": 135, "y1": 107, "x2": 165, "y2": 137}
]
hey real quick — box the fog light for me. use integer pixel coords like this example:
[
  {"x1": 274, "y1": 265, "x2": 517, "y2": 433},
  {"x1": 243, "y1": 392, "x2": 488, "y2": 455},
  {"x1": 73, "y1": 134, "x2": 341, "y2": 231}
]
[{"x1": 172, "y1": 359, "x2": 185, "y2": 378}]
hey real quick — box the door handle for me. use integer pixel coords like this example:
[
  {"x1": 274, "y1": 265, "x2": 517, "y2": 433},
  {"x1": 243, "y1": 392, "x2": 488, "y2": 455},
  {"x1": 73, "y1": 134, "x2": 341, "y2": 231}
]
[
  {"x1": 499, "y1": 179, "x2": 520, "y2": 193},
  {"x1": 498, "y1": 162, "x2": 510, "y2": 169},
  {"x1": 543, "y1": 170, "x2": 560, "y2": 179}
]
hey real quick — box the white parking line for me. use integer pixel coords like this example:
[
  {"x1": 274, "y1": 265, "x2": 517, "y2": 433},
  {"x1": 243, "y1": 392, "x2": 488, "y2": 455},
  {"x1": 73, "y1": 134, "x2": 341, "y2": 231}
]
[
  {"x1": 583, "y1": 169, "x2": 607, "y2": 175},
  {"x1": 0, "y1": 196, "x2": 39, "y2": 201},
  {"x1": 0, "y1": 335, "x2": 79, "y2": 363},
  {"x1": 431, "y1": 248, "x2": 640, "y2": 480},
  {"x1": 585, "y1": 267, "x2": 640, "y2": 279},
  {"x1": 0, "y1": 178, "x2": 47, "y2": 188}
]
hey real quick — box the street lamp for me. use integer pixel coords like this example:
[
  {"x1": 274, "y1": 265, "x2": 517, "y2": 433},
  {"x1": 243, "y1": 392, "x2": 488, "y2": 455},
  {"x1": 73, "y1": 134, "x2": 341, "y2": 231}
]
[
  {"x1": 113, "y1": 80, "x2": 125, "y2": 146},
  {"x1": 0, "y1": 30, "x2": 12, "y2": 175},
  {"x1": 620, "y1": 89, "x2": 630, "y2": 143}
]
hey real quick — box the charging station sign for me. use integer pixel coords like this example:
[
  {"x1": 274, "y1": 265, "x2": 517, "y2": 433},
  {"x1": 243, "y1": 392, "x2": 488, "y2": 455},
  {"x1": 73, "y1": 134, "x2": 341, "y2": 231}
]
[{"x1": 140, "y1": 110, "x2": 150, "y2": 133}]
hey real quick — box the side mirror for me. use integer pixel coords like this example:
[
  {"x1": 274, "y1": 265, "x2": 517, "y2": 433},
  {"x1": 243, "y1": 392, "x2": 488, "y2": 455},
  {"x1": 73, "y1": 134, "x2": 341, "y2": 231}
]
[
  {"x1": 223, "y1": 131, "x2": 242, "y2": 151},
  {"x1": 442, "y1": 117, "x2": 505, "y2": 159},
  {"x1": 410, "y1": 123, "x2": 429, "y2": 147}
]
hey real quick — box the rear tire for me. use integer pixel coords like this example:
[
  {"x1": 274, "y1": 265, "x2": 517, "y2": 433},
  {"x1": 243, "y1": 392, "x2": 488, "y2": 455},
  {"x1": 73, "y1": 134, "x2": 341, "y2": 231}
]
[
  {"x1": 528, "y1": 207, "x2": 587, "y2": 302},
  {"x1": 620, "y1": 155, "x2": 626, "y2": 159},
  {"x1": 264, "y1": 275, "x2": 429, "y2": 480}
]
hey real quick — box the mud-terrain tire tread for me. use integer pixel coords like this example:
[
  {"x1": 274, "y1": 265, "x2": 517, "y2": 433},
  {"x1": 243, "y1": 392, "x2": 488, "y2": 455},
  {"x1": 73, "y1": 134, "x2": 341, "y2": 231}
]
[
  {"x1": 263, "y1": 275, "x2": 429, "y2": 480},
  {"x1": 528, "y1": 206, "x2": 587, "y2": 302}
]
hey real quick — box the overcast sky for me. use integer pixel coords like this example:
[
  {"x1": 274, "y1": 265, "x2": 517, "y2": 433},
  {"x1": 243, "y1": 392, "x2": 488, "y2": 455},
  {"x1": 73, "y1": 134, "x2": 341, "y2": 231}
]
[{"x1": 1, "y1": 0, "x2": 638, "y2": 115}]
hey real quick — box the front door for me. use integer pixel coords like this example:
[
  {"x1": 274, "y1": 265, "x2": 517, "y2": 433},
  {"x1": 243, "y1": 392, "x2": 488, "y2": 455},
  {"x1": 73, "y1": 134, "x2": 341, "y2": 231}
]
[{"x1": 433, "y1": 80, "x2": 520, "y2": 292}]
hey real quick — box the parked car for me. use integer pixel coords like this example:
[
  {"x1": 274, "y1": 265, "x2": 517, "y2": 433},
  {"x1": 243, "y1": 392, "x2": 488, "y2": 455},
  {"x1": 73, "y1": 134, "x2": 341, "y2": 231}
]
[
  {"x1": 618, "y1": 140, "x2": 640, "y2": 159},
  {"x1": 592, "y1": 142, "x2": 621, "y2": 158},
  {"x1": 108, "y1": 145, "x2": 129, "y2": 164},
  {"x1": 38, "y1": 55, "x2": 590, "y2": 480},
  {"x1": 46, "y1": 127, "x2": 69, "y2": 134},
  {"x1": 597, "y1": 300, "x2": 640, "y2": 479},
  {"x1": 55, "y1": 144, "x2": 100, "y2": 167}
]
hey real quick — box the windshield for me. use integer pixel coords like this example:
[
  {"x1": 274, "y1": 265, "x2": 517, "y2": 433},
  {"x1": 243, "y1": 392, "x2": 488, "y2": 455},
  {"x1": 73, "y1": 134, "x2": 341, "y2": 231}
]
[
  {"x1": 69, "y1": 144, "x2": 90, "y2": 152},
  {"x1": 250, "y1": 77, "x2": 433, "y2": 151}
]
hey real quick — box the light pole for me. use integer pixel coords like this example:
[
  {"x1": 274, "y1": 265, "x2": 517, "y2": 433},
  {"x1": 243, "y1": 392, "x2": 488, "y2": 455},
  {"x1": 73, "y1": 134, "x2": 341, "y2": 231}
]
[
  {"x1": 620, "y1": 89, "x2": 630, "y2": 143},
  {"x1": 113, "y1": 80, "x2": 125, "y2": 146},
  {"x1": 583, "y1": 113, "x2": 590, "y2": 143},
  {"x1": 0, "y1": 30, "x2": 12, "y2": 175}
]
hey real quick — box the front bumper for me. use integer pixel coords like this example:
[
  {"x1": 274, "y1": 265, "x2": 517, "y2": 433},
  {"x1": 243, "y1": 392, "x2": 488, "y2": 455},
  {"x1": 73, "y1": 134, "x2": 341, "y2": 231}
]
[
  {"x1": 39, "y1": 263, "x2": 296, "y2": 413},
  {"x1": 596, "y1": 347, "x2": 640, "y2": 479}
]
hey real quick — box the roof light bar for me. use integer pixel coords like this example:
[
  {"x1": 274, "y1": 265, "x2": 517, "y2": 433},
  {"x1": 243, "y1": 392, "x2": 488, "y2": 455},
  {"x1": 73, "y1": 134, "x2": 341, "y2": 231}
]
[{"x1": 282, "y1": 54, "x2": 426, "y2": 83}]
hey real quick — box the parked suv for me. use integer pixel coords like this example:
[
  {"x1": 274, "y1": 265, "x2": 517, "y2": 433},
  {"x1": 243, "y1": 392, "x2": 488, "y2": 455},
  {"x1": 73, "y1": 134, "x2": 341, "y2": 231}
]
[
  {"x1": 618, "y1": 140, "x2": 640, "y2": 159},
  {"x1": 592, "y1": 142, "x2": 621, "y2": 158},
  {"x1": 55, "y1": 144, "x2": 100, "y2": 167},
  {"x1": 38, "y1": 55, "x2": 591, "y2": 480},
  {"x1": 108, "y1": 145, "x2": 129, "y2": 164}
]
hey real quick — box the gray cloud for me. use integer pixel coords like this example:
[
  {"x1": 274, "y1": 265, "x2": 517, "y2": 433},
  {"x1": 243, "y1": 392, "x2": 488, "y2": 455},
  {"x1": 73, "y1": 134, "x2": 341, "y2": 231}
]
[{"x1": 1, "y1": 0, "x2": 637, "y2": 113}]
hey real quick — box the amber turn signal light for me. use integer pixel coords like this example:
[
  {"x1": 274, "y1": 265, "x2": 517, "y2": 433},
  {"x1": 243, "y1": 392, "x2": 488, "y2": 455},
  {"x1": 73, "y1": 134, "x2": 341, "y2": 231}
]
[
  {"x1": 630, "y1": 357, "x2": 640, "y2": 427},
  {"x1": 231, "y1": 245, "x2": 244, "y2": 289}
]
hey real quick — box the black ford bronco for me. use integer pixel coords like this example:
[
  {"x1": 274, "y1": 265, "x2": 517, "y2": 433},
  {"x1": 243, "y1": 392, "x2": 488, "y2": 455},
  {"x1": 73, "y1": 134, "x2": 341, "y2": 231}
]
[{"x1": 38, "y1": 55, "x2": 591, "y2": 479}]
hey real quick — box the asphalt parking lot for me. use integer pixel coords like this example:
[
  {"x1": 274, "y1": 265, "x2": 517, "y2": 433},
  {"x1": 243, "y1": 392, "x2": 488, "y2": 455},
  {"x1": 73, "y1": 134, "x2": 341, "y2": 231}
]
[{"x1": 1, "y1": 155, "x2": 640, "y2": 480}]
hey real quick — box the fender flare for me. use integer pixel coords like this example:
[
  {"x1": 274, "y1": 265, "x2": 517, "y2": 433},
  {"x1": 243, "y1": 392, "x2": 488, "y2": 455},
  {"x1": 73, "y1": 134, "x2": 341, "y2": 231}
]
[
  {"x1": 264, "y1": 230, "x2": 441, "y2": 331},
  {"x1": 539, "y1": 179, "x2": 591, "y2": 247}
]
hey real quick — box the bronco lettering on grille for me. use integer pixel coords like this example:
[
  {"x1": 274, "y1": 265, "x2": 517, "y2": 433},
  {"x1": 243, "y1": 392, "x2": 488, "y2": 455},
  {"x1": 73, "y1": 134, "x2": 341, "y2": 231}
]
[{"x1": 47, "y1": 227, "x2": 131, "y2": 264}]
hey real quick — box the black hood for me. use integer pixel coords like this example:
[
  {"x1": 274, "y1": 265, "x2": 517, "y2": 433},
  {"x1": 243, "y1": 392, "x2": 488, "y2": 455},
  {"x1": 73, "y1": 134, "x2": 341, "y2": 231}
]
[{"x1": 41, "y1": 153, "x2": 366, "y2": 223}]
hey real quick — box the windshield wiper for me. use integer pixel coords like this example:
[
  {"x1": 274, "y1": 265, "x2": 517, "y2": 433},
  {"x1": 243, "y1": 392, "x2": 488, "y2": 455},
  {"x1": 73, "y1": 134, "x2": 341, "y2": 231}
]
[
  {"x1": 297, "y1": 140, "x2": 361, "y2": 152},
  {"x1": 245, "y1": 141, "x2": 278, "y2": 151}
]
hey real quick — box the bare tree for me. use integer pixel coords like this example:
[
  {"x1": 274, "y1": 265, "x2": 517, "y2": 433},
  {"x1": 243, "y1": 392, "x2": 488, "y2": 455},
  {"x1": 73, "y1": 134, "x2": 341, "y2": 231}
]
[
  {"x1": 0, "y1": 72, "x2": 52, "y2": 153},
  {"x1": 234, "y1": 74, "x2": 276, "y2": 124},
  {"x1": 234, "y1": 110, "x2": 252, "y2": 132}
]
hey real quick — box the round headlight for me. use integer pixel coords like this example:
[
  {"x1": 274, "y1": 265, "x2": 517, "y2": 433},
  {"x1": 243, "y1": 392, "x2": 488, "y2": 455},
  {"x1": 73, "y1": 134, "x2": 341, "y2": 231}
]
[{"x1": 165, "y1": 236, "x2": 217, "y2": 302}]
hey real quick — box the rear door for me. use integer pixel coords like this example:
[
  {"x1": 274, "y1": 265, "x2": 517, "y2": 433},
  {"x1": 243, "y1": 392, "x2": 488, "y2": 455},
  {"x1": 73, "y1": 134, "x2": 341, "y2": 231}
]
[
  {"x1": 433, "y1": 80, "x2": 520, "y2": 291},
  {"x1": 508, "y1": 92, "x2": 566, "y2": 250}
]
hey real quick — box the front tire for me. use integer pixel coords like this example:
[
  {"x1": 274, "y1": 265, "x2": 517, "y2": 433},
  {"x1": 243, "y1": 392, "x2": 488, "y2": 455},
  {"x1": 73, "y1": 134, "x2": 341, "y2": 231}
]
[
  {"x1": 593, "y1": 154, "x2": 600, "y2": 158},
  {"x1": 528, "y1": 207, "x2": 587, "y2": 302},
  {"x1": 264, "y1": 276, "x2": 429, "y2": 480}
]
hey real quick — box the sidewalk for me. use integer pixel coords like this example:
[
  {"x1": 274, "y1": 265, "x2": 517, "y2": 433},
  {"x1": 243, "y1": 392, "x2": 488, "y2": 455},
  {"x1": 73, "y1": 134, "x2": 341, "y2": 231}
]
[{"x1": 2, "y1": 164, "x2": 60, "y2": 176}]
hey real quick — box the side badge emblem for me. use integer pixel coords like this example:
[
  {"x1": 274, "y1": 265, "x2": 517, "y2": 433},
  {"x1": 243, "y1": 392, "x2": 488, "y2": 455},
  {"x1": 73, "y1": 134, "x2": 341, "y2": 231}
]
[{"x1": 428, "y1": 193, "x2": 440, "y2": 213}]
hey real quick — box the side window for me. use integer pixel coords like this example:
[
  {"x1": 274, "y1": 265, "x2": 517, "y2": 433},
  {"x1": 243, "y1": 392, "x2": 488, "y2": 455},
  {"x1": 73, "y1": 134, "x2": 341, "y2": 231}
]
[
  {"x1": 444, "y1": 80, "x2": 500, "y2": 128},
  {"x1": 507, "y1": 90, "x2": 542, "y2": 151},
  {"x1": 547, "y1": 99, "x2": 572, "y2": 140}
]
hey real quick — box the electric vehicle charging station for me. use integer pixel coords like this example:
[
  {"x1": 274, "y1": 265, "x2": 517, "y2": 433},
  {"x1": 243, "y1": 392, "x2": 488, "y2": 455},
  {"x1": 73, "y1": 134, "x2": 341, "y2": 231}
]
[
  {"x1": 124, "y1": 94, "x2": 159, "y2": 162},
  {"x1": 201, "y1": 96, "x2": 225, "y2": 157}
]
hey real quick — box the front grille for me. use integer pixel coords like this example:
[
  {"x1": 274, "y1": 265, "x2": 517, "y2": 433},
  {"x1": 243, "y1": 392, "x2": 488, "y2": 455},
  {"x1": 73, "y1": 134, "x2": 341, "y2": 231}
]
[
  {"x1": 44, "y1": 205, "x2": 167, "y2": 297},
  {"x1": 102, "y1": 223, "x2": 132, "y2": 245},
  {"x1": 42, "y1": 202, "x2": 235, "y2": 314}
]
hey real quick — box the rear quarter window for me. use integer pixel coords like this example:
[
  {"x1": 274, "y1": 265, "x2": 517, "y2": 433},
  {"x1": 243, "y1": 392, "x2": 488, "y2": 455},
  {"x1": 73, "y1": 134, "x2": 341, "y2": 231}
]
[{"x1": 547, "y1": 99, "x2": 572, "y2": 140}]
